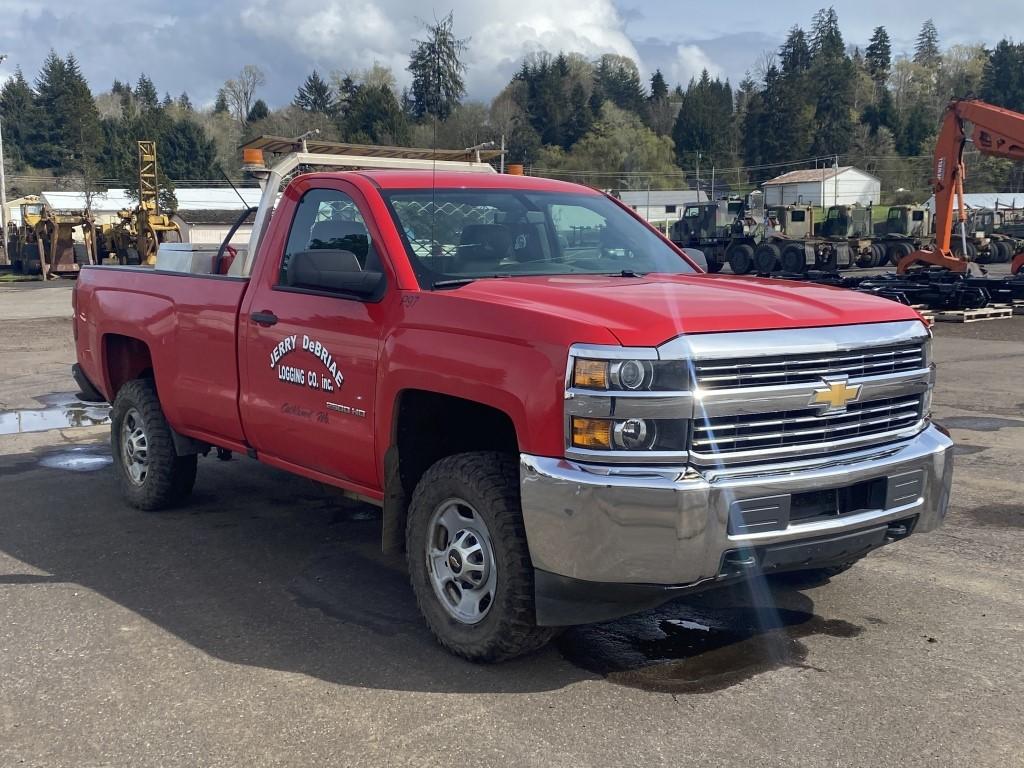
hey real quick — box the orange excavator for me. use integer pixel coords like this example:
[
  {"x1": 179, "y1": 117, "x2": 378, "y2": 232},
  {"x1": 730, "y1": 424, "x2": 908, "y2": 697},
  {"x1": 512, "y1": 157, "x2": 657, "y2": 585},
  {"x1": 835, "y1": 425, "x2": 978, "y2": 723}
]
[{"x1": 896, "y1": 98, "x2": 1024, "y2": 275}]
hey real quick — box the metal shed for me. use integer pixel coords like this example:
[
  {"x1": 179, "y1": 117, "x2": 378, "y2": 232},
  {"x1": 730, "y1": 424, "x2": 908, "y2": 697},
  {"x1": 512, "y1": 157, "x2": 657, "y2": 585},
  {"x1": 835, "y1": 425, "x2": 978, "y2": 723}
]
[{"x1": 762, "y1": 166, "x2": 881, "y2": 208}]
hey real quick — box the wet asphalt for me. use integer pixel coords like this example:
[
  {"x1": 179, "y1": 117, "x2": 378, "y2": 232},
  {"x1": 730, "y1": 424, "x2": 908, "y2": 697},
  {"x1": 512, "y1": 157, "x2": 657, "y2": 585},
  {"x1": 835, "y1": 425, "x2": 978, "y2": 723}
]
[{"x1": 1, "y1": 282, "x2": 1022, "y2": 766}]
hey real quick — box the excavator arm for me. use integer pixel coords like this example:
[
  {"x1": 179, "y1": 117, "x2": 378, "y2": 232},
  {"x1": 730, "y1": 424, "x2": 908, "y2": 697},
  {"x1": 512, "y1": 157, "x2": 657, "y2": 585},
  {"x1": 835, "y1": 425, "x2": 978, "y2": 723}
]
[{"x1": 897, "y1": 98, "x2": 1024, "y2": 274}]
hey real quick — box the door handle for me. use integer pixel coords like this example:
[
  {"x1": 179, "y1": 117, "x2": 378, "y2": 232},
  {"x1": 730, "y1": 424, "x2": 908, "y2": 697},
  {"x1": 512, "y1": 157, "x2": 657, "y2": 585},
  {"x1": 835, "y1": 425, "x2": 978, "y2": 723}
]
[{"x1": 250, "y1": 310, "x2": 278, "y2": 327}]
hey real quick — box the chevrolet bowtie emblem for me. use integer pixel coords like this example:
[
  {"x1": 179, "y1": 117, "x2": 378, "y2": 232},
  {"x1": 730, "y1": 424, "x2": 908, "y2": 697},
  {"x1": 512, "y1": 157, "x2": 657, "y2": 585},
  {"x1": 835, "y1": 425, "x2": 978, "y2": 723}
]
[{"x1": 811, "y1": 378, "x2": 861, "y2": 412}]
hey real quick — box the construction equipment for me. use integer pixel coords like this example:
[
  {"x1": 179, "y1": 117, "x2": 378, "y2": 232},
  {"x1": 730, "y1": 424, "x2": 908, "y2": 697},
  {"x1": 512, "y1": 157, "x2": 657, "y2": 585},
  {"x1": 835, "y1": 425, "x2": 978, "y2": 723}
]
[
  {"x1": 946, "y1": 206, "x2": 1024, "y2": 264},
  {"x1": 754, "y1": 203, "x2": 876, "y2": 274},
  {"x1": 897, "y1": 98, "x2": 1024, "y2": 274},
  {"x1": 870, "y1": 205, "x2": 932, "y2": 268},
  {"x1": 669, "y1": 198, "x2": 755, "y2": 273},
  {"x1": 4, "y1": 196, "x2": 96, "y2": 279},
  {"x1": 105, "y1": 141, "x2": 181, "y2": 265}
]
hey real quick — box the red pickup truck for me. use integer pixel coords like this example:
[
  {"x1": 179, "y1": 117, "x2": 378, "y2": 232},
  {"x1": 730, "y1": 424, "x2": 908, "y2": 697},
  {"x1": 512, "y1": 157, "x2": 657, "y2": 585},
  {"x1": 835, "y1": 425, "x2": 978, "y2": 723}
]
[{"x1": 73, "y1": 156, "x2": 953, "y2": 661}]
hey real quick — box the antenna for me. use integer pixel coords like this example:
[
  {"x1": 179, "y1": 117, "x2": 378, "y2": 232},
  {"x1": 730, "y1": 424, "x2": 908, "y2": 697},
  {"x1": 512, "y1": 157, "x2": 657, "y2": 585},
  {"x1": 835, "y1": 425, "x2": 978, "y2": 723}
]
[{"x1": 216, "y1": 163, "x2": 250, "y2": 210}]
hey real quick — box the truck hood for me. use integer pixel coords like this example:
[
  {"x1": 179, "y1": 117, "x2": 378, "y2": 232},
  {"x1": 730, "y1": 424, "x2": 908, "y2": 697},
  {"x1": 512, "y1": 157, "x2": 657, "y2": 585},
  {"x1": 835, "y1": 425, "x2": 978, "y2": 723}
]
[{"x1": 448, "y1": 273, "x2": 922, "y2": 347}]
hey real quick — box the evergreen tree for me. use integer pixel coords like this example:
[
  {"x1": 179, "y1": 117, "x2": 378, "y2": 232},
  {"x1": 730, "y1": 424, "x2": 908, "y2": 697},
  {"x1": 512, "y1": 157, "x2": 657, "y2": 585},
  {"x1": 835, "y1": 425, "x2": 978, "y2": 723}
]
[
  {"x1": 648, "y1": 70, "x2": 668, "y2": 102},
  {"x1": 595, "y1": 54, "x2": 646, "y2": 114},
  {"x1": 0, "y1": 68, "x2": 37, "y2": 168},
  {"x1": 865, "y1": 26, "x2": 892, "y2": 84},
  {"x1": 897, "y1": 106, "x2": 930, "y2": 155},
  {"x1": 981, "y1": 40, "x2": 1024, "y2": 112},
  {"x1": 30, "y1": 51, "x2": 101, "y2": 173},
  {"x1": 671, "y1": 70, "x2": 734, "y2": 171},
  {"x1": 294, "y1": 70, "x2": 337, "y2": 116},
  {"x1": 134, "y1": 73, "x2": 159, "y2": 111},
  {"x1": 779, "y1": 26, "x2": 812, "y2": 75},
  {"x1": 177, "y1": 92, "x2": 193, "y2": 111},
  {"x1": 914, "y1": 19, "x2": 941, "y2": 68},
  {"x1": 213, "y1": 91, "x2": 229, "y2": 114},
  {"x1": 810, "y1": 7, "x2": 843, "y2": 59},
  {"x1": 808, "y1": 9, "x2": 855, "y2": 156},
  {"x1": 246, "y1": 98, "x2": 269, "y2": 123},
  {"x1": 160, "y1": 118, "x2": 218, "y2": 180},
  {"x1": 563, "y1": 82, "x2": 594, "y2": 147},
  {"x1": 343, "y1": 84, "x2": 410, "y2": 145},
  {"x1": 407, "y1": 11, "x2": 468, "y2": 121}
]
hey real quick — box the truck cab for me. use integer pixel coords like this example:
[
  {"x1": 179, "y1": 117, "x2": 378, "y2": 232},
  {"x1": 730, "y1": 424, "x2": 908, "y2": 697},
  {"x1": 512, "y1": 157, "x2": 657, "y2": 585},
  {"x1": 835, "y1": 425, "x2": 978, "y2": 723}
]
[{"x1": 71, "y1": 138, "x2": 954, "y2": 662}]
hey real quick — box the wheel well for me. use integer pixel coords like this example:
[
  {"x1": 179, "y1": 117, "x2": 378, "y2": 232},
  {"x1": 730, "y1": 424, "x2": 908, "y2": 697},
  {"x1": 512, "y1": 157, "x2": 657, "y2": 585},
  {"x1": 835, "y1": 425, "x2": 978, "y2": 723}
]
[
  {"x1": 103, "y1": 334, "x2": 153, "y2": 398},
  {"x1": 381, "y1": 390, "x2": 519, "y2": 553}
]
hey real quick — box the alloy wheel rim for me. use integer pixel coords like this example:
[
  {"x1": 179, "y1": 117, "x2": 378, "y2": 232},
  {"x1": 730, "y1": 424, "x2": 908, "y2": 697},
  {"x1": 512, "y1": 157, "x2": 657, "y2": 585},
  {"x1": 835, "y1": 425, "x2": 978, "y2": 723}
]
[
  {"x1": 120, "y1": 407, "x2": 149, "y2": 486},
  {"x1": 425, "y1": 498, "x2": 497, "y2": 624}
]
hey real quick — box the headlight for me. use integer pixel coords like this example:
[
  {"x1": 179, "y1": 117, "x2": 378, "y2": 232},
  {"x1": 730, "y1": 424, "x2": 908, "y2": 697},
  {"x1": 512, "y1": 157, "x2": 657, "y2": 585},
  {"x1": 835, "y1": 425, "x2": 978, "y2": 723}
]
[{"x1": 572, "y1": 357, "x2": 688, "y2": 391}]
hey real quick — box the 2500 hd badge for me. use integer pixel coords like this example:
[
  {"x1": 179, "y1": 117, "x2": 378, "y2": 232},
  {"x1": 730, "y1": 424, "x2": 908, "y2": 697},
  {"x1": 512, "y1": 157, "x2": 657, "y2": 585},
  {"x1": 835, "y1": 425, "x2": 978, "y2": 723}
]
[{"x1": 268, "y1": 334, "x2": 345, "y2": 392}]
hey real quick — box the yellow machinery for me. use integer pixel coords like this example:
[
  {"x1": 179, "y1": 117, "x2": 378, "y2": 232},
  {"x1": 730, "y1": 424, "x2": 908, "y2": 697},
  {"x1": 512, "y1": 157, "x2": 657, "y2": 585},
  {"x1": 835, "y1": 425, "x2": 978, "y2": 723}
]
[
  {"x1": 107, "y1": 141, "x2": 180, "y2": 265},
  {"x1": 5, "y1": 196, "x2": 96, "y2": 278}
]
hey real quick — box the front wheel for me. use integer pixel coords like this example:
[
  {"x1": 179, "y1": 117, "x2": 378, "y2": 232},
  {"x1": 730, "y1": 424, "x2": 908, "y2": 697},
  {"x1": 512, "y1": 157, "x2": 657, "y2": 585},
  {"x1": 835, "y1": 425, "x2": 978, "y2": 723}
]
[
  {"x1": 406, "y1": 452, "x2": 556, "y2": 662},
  {"x1": 111, "y1": 378, "x2": 197, "y2": 510}
]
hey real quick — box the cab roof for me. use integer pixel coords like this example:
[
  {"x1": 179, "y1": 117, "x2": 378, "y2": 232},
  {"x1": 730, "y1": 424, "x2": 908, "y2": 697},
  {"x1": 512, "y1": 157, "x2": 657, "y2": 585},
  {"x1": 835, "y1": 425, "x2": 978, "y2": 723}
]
[{"x1": 347, "y1": 170, "x2": 602, "y2": 194}]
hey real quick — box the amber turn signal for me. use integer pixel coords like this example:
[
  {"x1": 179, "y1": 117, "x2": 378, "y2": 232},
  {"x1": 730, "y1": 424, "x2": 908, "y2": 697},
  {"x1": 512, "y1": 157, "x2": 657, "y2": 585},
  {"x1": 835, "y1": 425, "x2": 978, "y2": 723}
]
[
  {"x1": 571, "y1": 417, "x2": 613, "y2": 450},
  {"x1": 573, "y1": 359, "x2": 608, "y2": 389}
]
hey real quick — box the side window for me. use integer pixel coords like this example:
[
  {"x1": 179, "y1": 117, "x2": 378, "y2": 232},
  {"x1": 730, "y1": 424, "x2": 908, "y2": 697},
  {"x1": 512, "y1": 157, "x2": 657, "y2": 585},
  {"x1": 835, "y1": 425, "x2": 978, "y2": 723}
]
[{"x1": 279, "y1": 188, "x2": 376, "y2": 285}]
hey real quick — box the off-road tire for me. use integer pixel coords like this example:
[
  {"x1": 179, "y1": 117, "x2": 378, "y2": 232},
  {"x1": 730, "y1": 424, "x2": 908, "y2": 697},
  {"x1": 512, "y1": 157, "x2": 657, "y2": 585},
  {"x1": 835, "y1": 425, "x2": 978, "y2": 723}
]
[
  {"x1": 111, "y1": 378, "x2": 197, "y2": 510},
  {"x1": 406, "y1": 452, "x2": 556, "y2": 662},
  {"x1": 727, "y1": 243, "x2": 755, "y2": 275},
  {"x1": 781, "y1": 244, "x2": 806, "y2": 273},
  {"x1": 704, "y1": 252, "x2": 724, "y2": 273},
  {"x1": 754, "y1": 242, "x2": 781, "y2": 274}
]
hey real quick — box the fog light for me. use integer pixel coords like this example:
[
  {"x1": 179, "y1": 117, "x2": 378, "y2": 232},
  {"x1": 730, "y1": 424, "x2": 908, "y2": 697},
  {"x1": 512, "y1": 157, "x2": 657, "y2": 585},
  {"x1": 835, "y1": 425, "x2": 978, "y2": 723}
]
[{"x1": 613, "y1": 418, "x2": 656, "y2": 450}]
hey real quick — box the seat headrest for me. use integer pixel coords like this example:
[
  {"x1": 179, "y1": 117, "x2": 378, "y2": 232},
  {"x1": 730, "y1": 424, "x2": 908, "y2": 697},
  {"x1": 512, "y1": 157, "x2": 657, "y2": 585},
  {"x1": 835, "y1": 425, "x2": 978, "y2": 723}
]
[{"x1": 458, "y1": 224, "x2": 511, "y2": 268}]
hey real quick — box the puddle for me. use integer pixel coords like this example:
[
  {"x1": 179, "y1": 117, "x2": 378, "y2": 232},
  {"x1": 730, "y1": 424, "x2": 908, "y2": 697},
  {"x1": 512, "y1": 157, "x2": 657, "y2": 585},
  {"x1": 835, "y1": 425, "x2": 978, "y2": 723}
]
[
  {"x1": 37, "y1": 447, "x2": 113, "y2": 472},
  {"x1": 967, "y1": 503, "x2": 1024, "y2": 529},
  {"x1": 953, "y1": 445, "x2": 986, "y2": 456},
  {"x1": 557, "y1": 603, "x2": 862, "y2": 694},
  {"x1": 940, "y1": 416, "x2": 1024, "y2": 432},
  {"x1": 0, "y1": 392, "x2": 110, "y2": 435}
]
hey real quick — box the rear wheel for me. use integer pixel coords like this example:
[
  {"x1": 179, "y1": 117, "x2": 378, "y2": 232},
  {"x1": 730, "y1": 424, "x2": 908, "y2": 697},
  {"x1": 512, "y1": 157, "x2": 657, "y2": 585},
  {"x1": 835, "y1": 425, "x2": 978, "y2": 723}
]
[
  {"x1": 727, "y1": 243, "x2": 755, "y2": 275},
  {"x1": 406, "y1": 452, "x2": 556, "y2": 662},
  {"x1": 111, "y1": 378, "x2": 197, "y2": 510},
  {"x1": 950, "y1": 239, "x2": 977, "y2": 262},
  {"x1": 815, "y1": 246, "x2": 839, "y2": 272},
  {"x1": 993, "y1": 241, "x2": 1012, "y2": 263},
  {"x1": 704, "y1": 249, "x2": 724, "y2": 273},
  {"x1": 781, "y1": 243, "x2": 806, "y2": 273},
  {"x1": 754, "y1": 242, "x2": 781, "y2": 273},
  {"x1": 887, "y1": 241, "x2": 913, "y2": 267}
]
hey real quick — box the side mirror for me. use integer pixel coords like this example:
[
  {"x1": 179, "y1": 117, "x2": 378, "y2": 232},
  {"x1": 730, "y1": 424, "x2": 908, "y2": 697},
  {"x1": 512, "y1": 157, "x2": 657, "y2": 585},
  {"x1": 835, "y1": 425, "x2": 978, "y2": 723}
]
[
  {"x1": 286, "y1": 250, "x2": 385, "y2": 300},
  {"x1": 683, "y1": 247, "x2": 708, "y2": 272}
]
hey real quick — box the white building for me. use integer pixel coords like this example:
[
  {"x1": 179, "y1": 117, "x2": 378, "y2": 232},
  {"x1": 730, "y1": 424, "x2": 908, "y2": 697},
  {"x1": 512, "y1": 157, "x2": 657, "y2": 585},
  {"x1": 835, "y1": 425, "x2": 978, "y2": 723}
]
[
  {"x1": 762, "y1": 166, "x2": 881, "y2": 208},
  {"x1": 172, "y1": 209, "x2": 255, "y2": 247},
  {"x1": 924, "y1": 192, "x2": 1024, "y2": 212},
  {"x1": 614, "y1": 190, "x2": 708, "y2": 224}
]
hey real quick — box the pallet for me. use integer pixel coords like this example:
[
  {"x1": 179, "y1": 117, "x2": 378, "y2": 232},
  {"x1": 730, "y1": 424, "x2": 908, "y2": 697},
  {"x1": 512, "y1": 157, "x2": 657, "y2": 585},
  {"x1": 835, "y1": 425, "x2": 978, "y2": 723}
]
[
  {"x1": 933, "y1": 306, "x2": 1015, "y2": 323},
  {"x1": 909, "y1": 304, "x2": 935, "y2": 326}
]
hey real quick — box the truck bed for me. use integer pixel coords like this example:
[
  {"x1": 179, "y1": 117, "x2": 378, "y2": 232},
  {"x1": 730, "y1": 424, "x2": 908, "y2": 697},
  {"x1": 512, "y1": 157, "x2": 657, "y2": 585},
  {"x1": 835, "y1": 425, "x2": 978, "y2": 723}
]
[{"x1": 74, "y1": 266, "x2": 250, "y2": 448}]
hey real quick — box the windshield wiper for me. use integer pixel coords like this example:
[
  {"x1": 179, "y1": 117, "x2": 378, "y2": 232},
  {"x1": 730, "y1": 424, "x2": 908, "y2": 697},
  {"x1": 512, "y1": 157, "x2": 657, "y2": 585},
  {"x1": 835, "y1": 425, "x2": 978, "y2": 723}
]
[
  {"x1": 432, "y1": 274, "x2": 511, "y2": 290},
  {"x1": 610, "y1": 269, "x2": 645, "y2": 277},
  {"x1": 432, "y1": 278, "x2": 477, "y2": 290}
]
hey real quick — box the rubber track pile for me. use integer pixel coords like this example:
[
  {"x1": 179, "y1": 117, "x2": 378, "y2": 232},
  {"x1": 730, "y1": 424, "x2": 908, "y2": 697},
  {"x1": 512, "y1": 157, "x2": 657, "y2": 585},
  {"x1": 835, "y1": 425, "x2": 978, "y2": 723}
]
[{"x1": 766, "y1": 268, "x2": 1024, "y2": 311}]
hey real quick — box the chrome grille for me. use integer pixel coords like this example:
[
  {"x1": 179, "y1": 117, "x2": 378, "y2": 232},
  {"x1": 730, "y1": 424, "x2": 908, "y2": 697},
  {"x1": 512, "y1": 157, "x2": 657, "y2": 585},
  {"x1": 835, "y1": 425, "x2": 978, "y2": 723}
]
[
  {"x1": 692, "y1": 396, "x2": 924, "y2": 456},
  {"x1": 694, "y1": 343, "x2": 925, "y2": 390}
]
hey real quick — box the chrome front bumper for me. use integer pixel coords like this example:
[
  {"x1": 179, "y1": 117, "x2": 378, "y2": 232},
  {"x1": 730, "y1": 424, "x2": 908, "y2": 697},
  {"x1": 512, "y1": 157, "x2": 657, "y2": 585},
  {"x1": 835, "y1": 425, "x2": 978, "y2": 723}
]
[{"x1": 520, "y1": 424, "x2": 953, "y2": 588}]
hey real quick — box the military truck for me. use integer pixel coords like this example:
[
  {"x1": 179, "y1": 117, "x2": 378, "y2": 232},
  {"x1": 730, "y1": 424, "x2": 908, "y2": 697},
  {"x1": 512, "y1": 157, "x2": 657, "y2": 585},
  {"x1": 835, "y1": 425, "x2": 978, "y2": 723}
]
[
  {"x1": 869, "y1": 205, "x2": 932, "y2": 268},
  {"x1": 952, "y1": 208, "x2": 1022, "y2": 264},
  {"x1": 670, "y1": 198, "x2": 757, "y2": 273}
]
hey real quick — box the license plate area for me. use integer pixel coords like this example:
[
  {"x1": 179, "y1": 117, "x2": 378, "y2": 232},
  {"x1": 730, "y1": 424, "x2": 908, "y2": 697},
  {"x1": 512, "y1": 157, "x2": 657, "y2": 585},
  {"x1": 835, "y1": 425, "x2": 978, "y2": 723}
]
[{"x1": 729, "y1": 476, "x2": 891, "y2": 534}]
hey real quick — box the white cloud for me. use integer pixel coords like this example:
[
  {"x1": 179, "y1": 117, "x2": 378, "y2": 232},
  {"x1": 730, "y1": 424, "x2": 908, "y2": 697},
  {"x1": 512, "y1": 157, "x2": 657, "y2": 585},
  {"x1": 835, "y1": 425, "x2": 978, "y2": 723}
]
[{"x1": 668, "y1": 44, "x2": 721, "y2": 86}]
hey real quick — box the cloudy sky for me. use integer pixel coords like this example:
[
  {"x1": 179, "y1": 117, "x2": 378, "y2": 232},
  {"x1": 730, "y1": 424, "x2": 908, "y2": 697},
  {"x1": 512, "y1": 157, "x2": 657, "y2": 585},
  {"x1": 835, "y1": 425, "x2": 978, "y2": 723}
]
[{"x1": 0, "y1": 0, "x2": 1018, "y2": 107}]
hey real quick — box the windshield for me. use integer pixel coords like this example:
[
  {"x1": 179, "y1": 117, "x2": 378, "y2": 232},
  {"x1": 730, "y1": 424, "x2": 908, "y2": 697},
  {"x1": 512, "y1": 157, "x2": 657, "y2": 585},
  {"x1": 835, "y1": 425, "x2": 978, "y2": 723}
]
[{"x1": 385, "y1": 189, "x2": 695, "y2": 287}]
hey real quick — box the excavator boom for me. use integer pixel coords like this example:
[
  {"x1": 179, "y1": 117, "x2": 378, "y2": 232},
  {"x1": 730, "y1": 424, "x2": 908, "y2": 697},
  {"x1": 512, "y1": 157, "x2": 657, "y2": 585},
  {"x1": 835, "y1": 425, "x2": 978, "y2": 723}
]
[{"x1": 898, "y1": 98, "x2": 1024, "y2": 274}]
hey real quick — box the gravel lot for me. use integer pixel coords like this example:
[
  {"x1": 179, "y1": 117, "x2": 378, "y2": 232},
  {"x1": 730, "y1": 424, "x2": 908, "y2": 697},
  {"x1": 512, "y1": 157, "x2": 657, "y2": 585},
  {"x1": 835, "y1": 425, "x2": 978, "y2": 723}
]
[{"x1": 1, "y1": 279, "x2": 1022, "y2": 767}]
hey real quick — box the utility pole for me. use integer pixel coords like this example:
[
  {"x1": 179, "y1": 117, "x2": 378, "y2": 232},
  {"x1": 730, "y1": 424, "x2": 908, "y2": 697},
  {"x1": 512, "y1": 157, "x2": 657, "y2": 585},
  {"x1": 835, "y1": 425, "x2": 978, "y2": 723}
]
[{"x1": 695, "y1": 151, "x2": 701, "y2": 197}]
